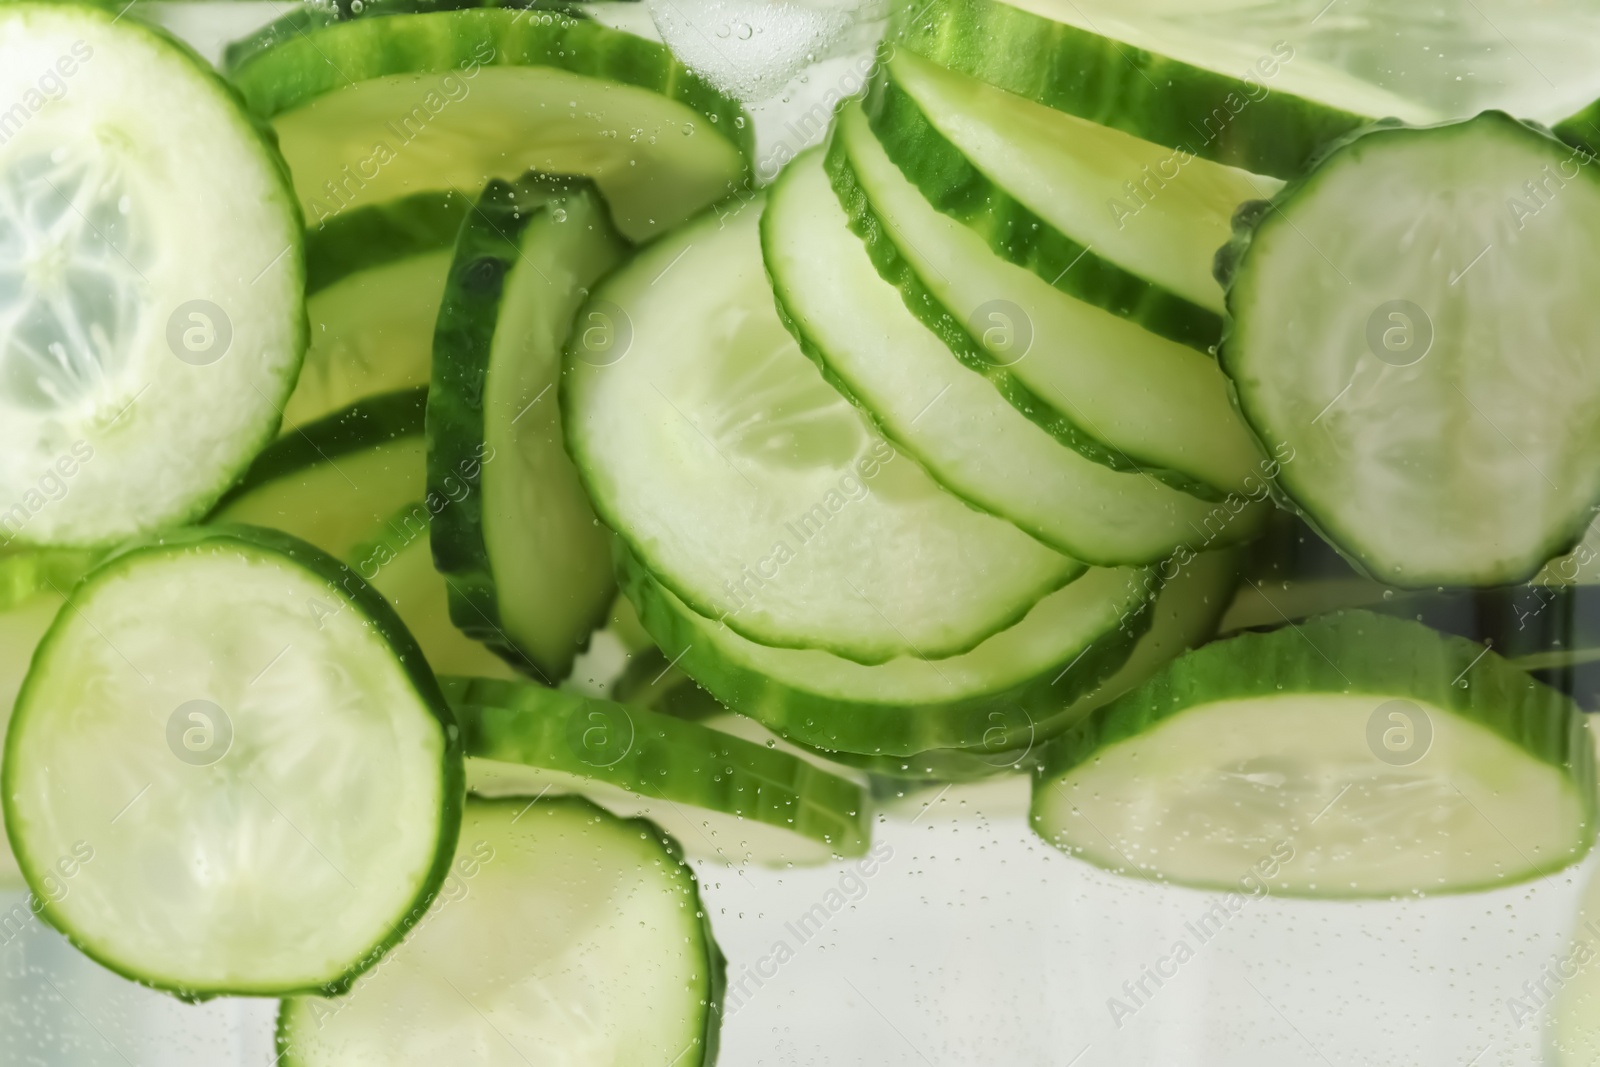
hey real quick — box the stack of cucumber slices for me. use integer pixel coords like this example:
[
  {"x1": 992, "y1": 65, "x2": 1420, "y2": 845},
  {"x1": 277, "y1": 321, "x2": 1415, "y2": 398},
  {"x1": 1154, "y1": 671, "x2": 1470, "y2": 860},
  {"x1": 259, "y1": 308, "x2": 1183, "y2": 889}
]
[{"x1": 5, "y1": 0, "x2": 1600, "y2": 1058}]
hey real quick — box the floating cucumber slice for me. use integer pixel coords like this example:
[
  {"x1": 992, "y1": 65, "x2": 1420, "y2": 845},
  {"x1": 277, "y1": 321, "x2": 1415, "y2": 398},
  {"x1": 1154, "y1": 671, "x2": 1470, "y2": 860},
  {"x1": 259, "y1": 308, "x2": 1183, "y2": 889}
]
[
  {"x1": 1221, "y1": 114, "x2": 1600, "y2": 588},
  {"x1": 0, "y1": 588, "x2": 67, "y2": 889},
  {"x1": 226, "y1": 6, "x2": 751, "y2": 241},
  {"x1": 284, "y1": 192, "x2": 469, "y2": 431},
  {"x1": 430, "y1": 174, "x2": 626, "y2": 683},
  {"x1": 276, "y1": 797, "x2": 723, "y2": 1067},
  {"x1": 617, "y1": 540, "x2": 1151, "y2": 757},
  {"x1": 444, "y1": 675, "x2": 869, "y2": 863},
  {"x1": 214, "y1": 388, "x2": 428, "y2": 564},
  {"x1": 830, "y1": 102, "x2": 1262, "y2": 498},
  {"x1": 866, "y1": 49, "x2": 1276, "y2": 339},
  {"x1": 889, "y1": 0, "x2": 1435, "y2": 179},
  {"x1": 563, "y1": 194, "x2": 1079, "y2": 663},
  {"x1": 0, "y1": 1, "x2": 305, "y2": 549},
  {"x1": 1032, "y1": 611, "x2": 1597, "y2": 897},
  {"x1": 764, "y1": 147, "x2": 1264, "y2": 565},
  {"x1": 3, "y1": 525, "x2": 462, "y2": 996}
]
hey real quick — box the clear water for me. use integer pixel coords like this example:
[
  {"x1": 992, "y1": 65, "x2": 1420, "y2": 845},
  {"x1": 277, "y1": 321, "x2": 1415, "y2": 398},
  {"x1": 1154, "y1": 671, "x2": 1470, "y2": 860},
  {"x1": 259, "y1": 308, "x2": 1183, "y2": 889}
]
[{"x1": 12, "y1": 1, "x2": 1600, "y2": 1064}]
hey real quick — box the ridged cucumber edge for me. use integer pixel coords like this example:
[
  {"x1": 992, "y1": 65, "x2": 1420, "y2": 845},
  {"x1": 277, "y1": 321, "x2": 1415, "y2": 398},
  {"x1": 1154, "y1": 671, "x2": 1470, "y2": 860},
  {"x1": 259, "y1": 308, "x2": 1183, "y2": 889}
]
[
  {"x1": 862, "y1": 56, "x2": 1222, "y2": 353},
  {"x1": 443, "y1": 674, "x2": 871, "y2": 855},
  {"x1": 2, "y1": 523, "x2": 466, "y2": 1000},
  {"x1": 826, "y1": 117, "x2": 1223, "y2": 500},
  {"x1": 887, "y1": 0, "x2": 1372, "y2": 180},
  {"x1": 1216, "y1": 113, "x2": 1600, "y2": 588},
  {"x1": 617, "y1": 541, "x2": 1152, "y2": 757},
  {"x1": 224, "y1": 6, "x2": 754, "y2": 180},
  {"x1": 1032, "y1": 608, "x2": 1598, "y2": 894},
  {"x1": 272, "y1": 793, "x2": 726, "y2": 1067}
]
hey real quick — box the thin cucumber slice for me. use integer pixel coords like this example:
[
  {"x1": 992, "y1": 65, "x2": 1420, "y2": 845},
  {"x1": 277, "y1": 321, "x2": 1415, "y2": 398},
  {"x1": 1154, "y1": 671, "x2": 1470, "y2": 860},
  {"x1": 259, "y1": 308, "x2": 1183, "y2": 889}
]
[
  {"x1": 276, "y1": 796, "x2": 723, "y2": 1067},
  {"x1": 430, "y1": 174, "x2": 627, "y2": 683},
  {"x1": 889, "y1": 0, "x2": 1436, "y2": 178},
  {"x1": 563, "y1": 194, "x2": 1079, "y2": 663},
  {"x1": 444, "y1": 675, "x2": 869, "y2": 863},
  {"x1": 1221, "y1": 114, "x2": 1600, "y2": 588},
  {"x1": 213, "y1": 388, "x2": 428, "y2": 565},
  {"x1": 867, "y1": 49, "x2": 1277, "y2": 334},
  {"x1": 617, "y1": 541, "x2": 1152, "y2": 757},
  {"x1": 3, "y1": 525, "x2": 462, "y2": 996},
  {"x1": 764, "y1": 147, "x2": 1264, "y2": 566},
  {"x1": 830, "y1": 101, "x2": 1263, "y2": 498},
  {"x1": 0, "y1": 588, "x2": 68, "y2": 889},
  {"x1": 0, "y1": 2, "x2": 305, "y2": 548},
  {"x1": 284, "y1": 192, "x2": 469, "y2": 431},
  {"x1": 1032, "y1": 611, "x2": 1597, "y2": 897},
  {"x1": 226, "y1": 6, "x2": 752, "y2": 241}
]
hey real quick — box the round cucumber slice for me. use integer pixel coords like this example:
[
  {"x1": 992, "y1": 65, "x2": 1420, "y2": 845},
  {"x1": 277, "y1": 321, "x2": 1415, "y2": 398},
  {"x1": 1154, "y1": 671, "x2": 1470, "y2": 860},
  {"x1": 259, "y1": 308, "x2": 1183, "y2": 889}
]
[
  {"x1": 444, "y1": 675, "x2": 869, "y2": 864},
  {"x1": 1032, "y1": 610, "x2": 1597, "y2": 897},
  {"x1": 889, "y1": 0, "x2": 1436, "y2": 179},
  {"x1": 0, "y1": 1, "x2": 305, "y2": 549},
  {"x1": 617, "y1": 541, "x2": 1152, "y2": 757},
  {"x1": 0, "y1": 587, "x2": 67, "y2": 890},
  {"x1": 1221, "y1": 114, "x2": 1600, "y2": 588},
  {"x1": 828, "y1": 100, "x2": 1264, "y2": 499},
  {"x1": 285, "y1": 191, "x2": 469, "y2": 431},
  {"x1": 430, "y1": 174, "x2": 627, "y2": 684},
  {"x1": 763, "y1": 146, "x2": 1265, "y2": 566},
  {"x1": 3, "y1": 525, "x2": 463, "y2": 996},
  {"x1": 276, "y1": 796, "x2": 724, "y2": 1067},
  {"x1": 225, "y1": 5, "x2": 752, "y2": 242},
  {"x1": 563, "y1": 193, "x2": 1080, "y2": 664}
]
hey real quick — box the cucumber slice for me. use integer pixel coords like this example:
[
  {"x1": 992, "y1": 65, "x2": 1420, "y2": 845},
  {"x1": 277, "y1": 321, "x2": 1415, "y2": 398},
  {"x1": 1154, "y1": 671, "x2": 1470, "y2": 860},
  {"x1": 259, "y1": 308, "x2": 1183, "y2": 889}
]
[
  {"x1": 764, "y1": 147, "x2": 1264, "y2": 566},
  {"x1": 213, "y1": 388, "x2": 428, "y2": 564},
  {"x1": 617, "y1": 541, "x2": 1152, "y2": 757},
  {"x1": 867, "y1": 49, "x2": 1276, "y2": 337},
  {"x1": 285, "y1": 192, "x2": 469, "y2": 431},
  {"x1": 0, "y1": 588, "x2": 67, "y2": 889},
  {"x1": 830, "y1": 101, "x2": 1263, "y2": 498},
  {"x1": 3, "y1": 525, "x2": 462, "y2": 996},
  {"x1": 1032, "y1": 611, "x2": 1597, "y2": 897},
  {"x1": 226, "y1": 6, "x2": 752, "y2": 242},
  {"x1": 430, "y1": 174, "x2": 627, "y2": 683},
  {"x1": 444, "y1": 675, "x2": 869, "y2": 863},
  {"x1": 1221, "y1": 114, "x2": 1600, "y2": 588},
  {"x1": 276, "y1": 796, "x2": 723, "y2": 1067},
  {"x1": 0, "y1": 1, "x2": 304, "y2": 548},
  {"x1": 563, "y1": 193, "x2": 1079, "y2": 663},
  {"x1": 889, "y1": 0, "x2": 1436, "y2": 179}
]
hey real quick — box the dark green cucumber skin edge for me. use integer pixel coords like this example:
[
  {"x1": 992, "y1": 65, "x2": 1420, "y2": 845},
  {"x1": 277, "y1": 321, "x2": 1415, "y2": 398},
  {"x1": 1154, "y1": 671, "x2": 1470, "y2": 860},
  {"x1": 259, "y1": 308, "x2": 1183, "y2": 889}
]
[
  {"x1": 305, "y1": 190, "x2": 470, "y2": 295},
  {"x1": 616, "y1": 541, "x2": 1153, "y2": 757},
  {"x1": 888, "y1": 0, "x2": 1372, "y2": 180},
  {"x1": 1, "y1": 524, "x2": 465, "y2": 1001},
  {"x1": 427, "y1": 175, "x2": 624, "y2": 683},
  {"x1": 824, "y1": 123, "x2": 1224, "y2": 501},
  {"x1": 211, "y1": 386, "x2": 427, "y2": 513},
  {"x1": 3, "y1": 2, "x2": 308, "y2": 549},
  {"x1": 861, "y1": 56, "x2": 1224, "y2": 354},
  {"x1": 1216, "y1": 113, "x2": 1600, "y2": 589},
  {"x1": 224, "y1": 6, "x2": 755, "y2": 178},
  {"x1": 441, "y1": 674, "x2": 870, "y2": 854},
  {"x1": 274, "y1": 794, "x2": 725, "y2": 1067},
  {"x1": 1032, "y1": 609, "x2": 1598, "y2": 896}
]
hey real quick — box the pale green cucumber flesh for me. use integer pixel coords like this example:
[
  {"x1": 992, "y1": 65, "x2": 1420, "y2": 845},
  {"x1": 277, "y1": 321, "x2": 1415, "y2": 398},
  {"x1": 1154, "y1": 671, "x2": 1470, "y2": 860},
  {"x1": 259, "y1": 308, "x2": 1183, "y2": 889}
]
[
  {"x1": 1222, "y1": 115, "x2": 1600, "y2": 588},
  {"x1": 429, "y1": 173, "x2": 625, "y2": 683},
  {"x1": 563, "y1": 194, "x2": 1079, "y2": 663},
  {"x1": 1033, "y1": 611, "x2": 1597, "y2": 897},
  {"x1": 831, "y1": 101, "x2": 1264, "y2": 499},
  {"x1": 276, "y1": 797, "x2": 723, "y2": 1067},
  {"x1": 889, "y1": 0, "x2": 1436, "y2": 178},
  {"x1": 3, "y1": 526, "x2": 461, "y2": 996},
  {"x1": 443, "y1": 675, "x2": 869, "y2": 864},
  {"x1": 764, "y1": 147, "x2": 1262, "y2": 566},
  {"x1": 0, "y1": 2, "x2": 304, "y2": 549},
  {"x1": 227, "y1": 8, "x2": 752, "y2": 241}
]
